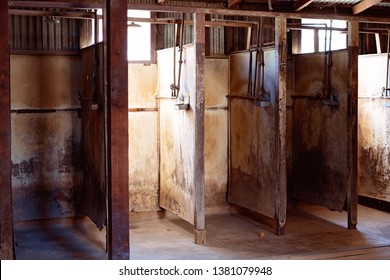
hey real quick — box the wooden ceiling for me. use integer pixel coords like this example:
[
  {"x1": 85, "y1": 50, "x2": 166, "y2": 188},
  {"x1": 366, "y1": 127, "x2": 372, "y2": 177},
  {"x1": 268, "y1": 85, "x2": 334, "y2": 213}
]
[{"x1": 7, "y1": 1, "x2": 390, "y2": 22}]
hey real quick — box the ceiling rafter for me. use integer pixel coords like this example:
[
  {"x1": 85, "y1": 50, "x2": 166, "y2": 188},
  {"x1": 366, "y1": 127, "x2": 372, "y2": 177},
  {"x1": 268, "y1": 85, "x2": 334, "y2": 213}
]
[
  {"x1": 353, "y1": 0, "x2": 383, "y2": 15},
  {"x1": 293, "y1": 0, "x2": 315, "y2": 11},
  {"x1": 228, "y1": 0, "x2": 242, "y2": 8}
]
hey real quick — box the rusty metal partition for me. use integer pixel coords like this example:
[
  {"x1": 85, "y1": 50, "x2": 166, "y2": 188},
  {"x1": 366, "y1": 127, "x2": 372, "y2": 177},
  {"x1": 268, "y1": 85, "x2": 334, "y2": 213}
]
[
  {"x1": 11, "y1": 54, "x2": 83, "y2": 222},
  {"x1": 158, "y1": 45, "x2": 198, "y2": 224},
  {"x1": 358, "y1": 53, "x2": 390, "y2": 203},
  {"x1": 291, "y1": 51, "x2": 349, "y2": 211},
  {"x1": 228, "y1": 49, "x2": 279, "y2": 219},
  {"x1": 80, "y1": 43, "x2": 106, "y2": 230}
]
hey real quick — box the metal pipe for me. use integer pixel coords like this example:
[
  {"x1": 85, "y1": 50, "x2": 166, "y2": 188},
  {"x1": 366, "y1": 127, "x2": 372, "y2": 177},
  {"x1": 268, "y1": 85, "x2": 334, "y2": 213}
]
[
  {"x1": 257, "y1": 17, "x2": 265, "y2": 100},
  {"x1": 171, "y1": 21, "x2": 177, "y2": 98},
  {"x1": 325, "y1": 20, "x2": 333, "y2": 99},
  {"x1": 252, "y1": 20, "x2": 261, "y2": 98},
  {"x1": 92, "y1": 9, "x2": 99, "y2": 106},
  {"x1": 386, "y1": 30, "x2": 390, "y2": 97},
  {"x1": 176, "y1": 14, "x2": 185, "y2": 99}
]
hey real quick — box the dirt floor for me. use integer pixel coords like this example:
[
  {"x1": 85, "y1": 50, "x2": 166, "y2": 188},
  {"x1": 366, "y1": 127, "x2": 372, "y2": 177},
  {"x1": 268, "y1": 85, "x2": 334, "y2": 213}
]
[{"x1": 13, "y1": 202, "x2": 390, "y2": 260}]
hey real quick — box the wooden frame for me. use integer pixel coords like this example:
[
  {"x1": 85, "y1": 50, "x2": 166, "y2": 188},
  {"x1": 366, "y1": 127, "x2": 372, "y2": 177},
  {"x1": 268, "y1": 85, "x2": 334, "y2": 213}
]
[
  {"x1": 194, "y1": 12, "x2": 206, "y2": 245},
  {"x1": 105, "y1": 0, "x2": 130, "y2": 260},
  {"x1": 347, "y1": 20, "x2": 359, "y2": 229},
  {"x1": 275, "y1": 16, "x2": 287, "y2": 236},
  {"x1": 0, "y1": 0, "x2": 14, "y2": 260}
]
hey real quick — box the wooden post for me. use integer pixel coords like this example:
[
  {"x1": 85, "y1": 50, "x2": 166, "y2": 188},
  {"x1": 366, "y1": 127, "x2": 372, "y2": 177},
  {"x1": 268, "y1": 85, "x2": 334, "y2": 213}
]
[
  {"x1": 105, "y1": 0, "x2": 130, "y2": 259},
  {"x1": 347, "y1": 20, "x2": 359, "y2": 230},
  {"x1": 0, "y1": 2, "x2": 14, "y2": 260},
  {"x1": 275, "y1": 16, "x2": 287, "y2": 236},
  {"x1": 193, "y1": 12, "x2": 206, "y2": 245}
]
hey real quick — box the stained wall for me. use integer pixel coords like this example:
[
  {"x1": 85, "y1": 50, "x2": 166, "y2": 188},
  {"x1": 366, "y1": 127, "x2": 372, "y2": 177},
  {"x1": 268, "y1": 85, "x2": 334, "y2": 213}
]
[
  {"x1": 11, "y1": 55, "x2": 83, "y2": 221},
  {"x1": 128, "y1": 63, "x2": 160, "y2": 212},
  {"x1": 358, "y1": 53, "x2": 390, "y2": 202}
]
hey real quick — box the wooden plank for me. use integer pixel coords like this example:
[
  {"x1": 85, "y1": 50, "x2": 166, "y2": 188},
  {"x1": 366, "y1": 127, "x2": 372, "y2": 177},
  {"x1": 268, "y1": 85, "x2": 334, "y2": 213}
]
[
  {"x1": 347, "y1": 20, "x2": 359, "y2": 230},
  {"x1": 8, "y1": 1, "x2": 390, "y2": 23},
  {"x1": 228, "y1": 0, "x2": 242, "y2": 8},
  {"x1": 105, "y1": 0, "x2": 130, "y2": 260},
  {"x1": 0, "y1": 0, "x2": 14, "y2": 260},
  {"x1": 294, "y1": 0, "x2": 315, "y2": 12},
  {"x1": 275, "y1": 17, "x2": 287, "y2": 236},
  {"x1": 194, "y1": 12, "x2": 206, "y2": 245},
  {"x1": 353, "y1": 0, "x2": 383, "y2": 15}
]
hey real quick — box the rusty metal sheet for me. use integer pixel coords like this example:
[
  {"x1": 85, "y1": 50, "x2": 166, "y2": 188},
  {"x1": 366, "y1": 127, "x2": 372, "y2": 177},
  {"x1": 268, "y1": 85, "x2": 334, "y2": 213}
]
[
  {"x1": 11, "y1": 55, "x2": 81, "y2": 109},
  {"x1": 10, "y1": 52, "x2": 83, "y2": 222},
  {"x1": 11, "y1": 112, "x2": 83, "y2": 221},
  {"x1": 158, "y1": 46, "x2": 197, "y2": 225},
  {"x1": 291, "y1": 51, "x2": 349, "y2": 211},
  {"x1": 228, "y1": 50, "x2": 278, "y2": 219},
  {"x1": 358, "y1": 53, "x2": 390, "y2": 203},
  {"x1": 80, "y1": 44, "x2": 106, "y2": 230}
]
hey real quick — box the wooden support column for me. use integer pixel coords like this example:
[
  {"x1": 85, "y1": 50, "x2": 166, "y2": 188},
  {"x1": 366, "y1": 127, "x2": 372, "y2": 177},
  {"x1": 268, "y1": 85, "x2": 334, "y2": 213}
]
[
  {"x1": 275, "y1": 16, "x2": 287, "y2": 236},
  {"x1": 193, "y1": 12, "x2": 206, "y2": 245},
  {"x1": 0, "y1": 2, "x2": 14, "y2": 260},
  {"x1": 347, "y1": 20, "x2": 359, "y2": 230},
  {"x1": 105, "y1": 0, "x2": 130, "y2": 259}
]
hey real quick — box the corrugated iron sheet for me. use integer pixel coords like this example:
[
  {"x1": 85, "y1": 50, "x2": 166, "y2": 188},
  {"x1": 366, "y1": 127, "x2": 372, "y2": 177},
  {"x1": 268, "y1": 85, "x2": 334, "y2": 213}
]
[
  {"x1": 9, "y1": 13, "x2": 79, "y2": 51},
  {"x1": 156, "y1": 1, "x2": 226, "y2": 55}
]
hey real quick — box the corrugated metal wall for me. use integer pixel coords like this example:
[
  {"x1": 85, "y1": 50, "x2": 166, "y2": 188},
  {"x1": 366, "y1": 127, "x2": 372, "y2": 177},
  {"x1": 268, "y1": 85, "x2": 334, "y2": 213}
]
[
  {"x1": 155, "y1": 1, "x2": 226, "y2": 56},
  {"x1": 9, "y1": 14, "x2": 80, "y2": 51}
]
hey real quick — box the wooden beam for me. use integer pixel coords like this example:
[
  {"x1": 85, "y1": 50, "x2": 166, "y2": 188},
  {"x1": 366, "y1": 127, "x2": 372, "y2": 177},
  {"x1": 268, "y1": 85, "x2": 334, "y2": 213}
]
[
  {"x1": 294, "y1": 0, "x2": 315, "y2": 12},
  {"x1": 228, "y1": 0, "x2": 242, "y2": 8},
  {"x1": 193, "y1": 12, "x2": 206, "y2": 245},
  {"x1": 9, "y1": 1, "x2": 103, "y2": 9},
  {"x1": 275, "y1": 16, "x2": 287, "y2": 236},
  {"x1": 8, "y1": 8, "x2": 94, "y2": 19},
  {"x1": 8, "y1": 1, "x2": 390, "y2": 23},
  {"x1": 0, "y1": 0, "x2": 14, "y2": 260},
  {"x1": 347, "y1": 20, "x2": 359, "y2": 230},
  {"x1": 353, "y1": 0, "x2": 383, "y2": 15},
  {"x1": 105, "y1": 0, "x2": 130, "y2": 260}
]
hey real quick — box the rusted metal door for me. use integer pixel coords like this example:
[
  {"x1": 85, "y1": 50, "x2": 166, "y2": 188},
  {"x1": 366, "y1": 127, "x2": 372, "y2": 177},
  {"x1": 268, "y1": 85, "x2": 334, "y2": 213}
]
[
  {"x1": 80, "y1": 43, "x2": 106, "y2": 230},
  {"x1": 228, "y1": 49, "x2": 280, "y2": 220},
  {"x1": 291, "y1": 51, "x2": 349, "y2": 211}
]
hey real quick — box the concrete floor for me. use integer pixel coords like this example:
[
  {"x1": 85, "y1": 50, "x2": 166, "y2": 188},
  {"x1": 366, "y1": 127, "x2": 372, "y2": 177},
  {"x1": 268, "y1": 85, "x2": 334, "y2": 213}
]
[{"x1": 13, "y1": 202, "x2": 390, "y2": 260}]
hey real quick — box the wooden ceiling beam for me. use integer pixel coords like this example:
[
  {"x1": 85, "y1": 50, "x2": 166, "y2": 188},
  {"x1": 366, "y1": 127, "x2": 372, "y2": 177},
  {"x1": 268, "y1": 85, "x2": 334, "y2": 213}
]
[
  {"x1": 228, "y1": 0, "x2": 242, "y2": 8},
  {"x1": 9, "y1": 8, "x2": 95, "y2": 18},
  {"x1": 294, "y1": 0, "x2": 315, "y2": 12},
  {"x1": 353, "y1": 0, "x2": 383, "y2": 15}
]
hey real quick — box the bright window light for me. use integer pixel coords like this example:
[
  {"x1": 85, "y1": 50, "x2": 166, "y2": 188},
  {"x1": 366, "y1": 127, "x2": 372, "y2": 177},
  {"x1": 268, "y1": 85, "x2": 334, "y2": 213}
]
[
  {"x1": 127, "y1": 10, "x2": 151, "y2": 61},
  {"x1": 301, "y1": 19, "x2": 347, "y2": 54}
]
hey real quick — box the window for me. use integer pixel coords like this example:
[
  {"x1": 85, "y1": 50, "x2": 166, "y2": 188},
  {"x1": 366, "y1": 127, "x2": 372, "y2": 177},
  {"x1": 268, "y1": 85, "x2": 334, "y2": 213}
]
[
  {"x1": 127, "y1": 10, "x2": 151, "y2": 62},
  {"x1": 300, "y1": 19, "x2": 347, "y2": 54},
  {"x1": 93, "y1": 9, "x2": 151, "y2": 62}
]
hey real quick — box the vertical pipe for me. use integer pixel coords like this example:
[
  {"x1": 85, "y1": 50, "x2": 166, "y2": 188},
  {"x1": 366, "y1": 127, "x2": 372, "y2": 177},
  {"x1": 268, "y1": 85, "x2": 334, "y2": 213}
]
[
  {"x1": 172, "y1": 22, "x2": 176, "y2": 97},
  {"x1": 176, "y1": 13, "x2": 185, "y2": 99},
  {"x1": 386, "y1": 30, "x2": 390, "y2": 97}
]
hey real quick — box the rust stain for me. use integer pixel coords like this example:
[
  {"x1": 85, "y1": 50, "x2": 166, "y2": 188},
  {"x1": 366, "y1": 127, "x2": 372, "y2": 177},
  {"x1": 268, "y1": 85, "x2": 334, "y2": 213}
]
[
  {"x1": 12, "y1": 158, "x2": 35, "y2": 177},
  {"x1": 359, "y1": 147, "x2": 390, "y2": 200},
  {"x1": 58, "y1": 136, "x2": 82, "y2": 174}
]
